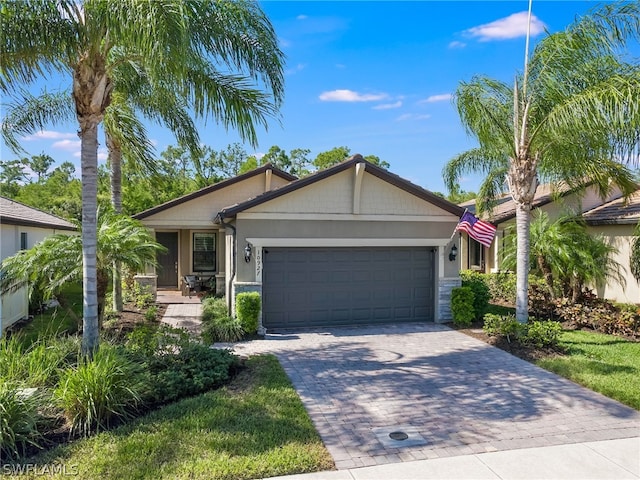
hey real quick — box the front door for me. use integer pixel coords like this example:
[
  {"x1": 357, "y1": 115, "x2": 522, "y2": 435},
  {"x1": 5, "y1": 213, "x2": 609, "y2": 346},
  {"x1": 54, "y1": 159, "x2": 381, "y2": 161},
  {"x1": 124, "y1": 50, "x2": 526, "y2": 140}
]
[{"x1": 156, "y1": 232, "x2": 179, "y2": 288}]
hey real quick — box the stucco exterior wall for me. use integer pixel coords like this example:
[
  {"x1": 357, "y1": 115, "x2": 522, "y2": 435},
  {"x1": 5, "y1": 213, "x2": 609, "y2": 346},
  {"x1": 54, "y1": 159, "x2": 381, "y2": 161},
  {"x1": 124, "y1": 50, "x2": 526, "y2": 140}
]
[
  {"x1": 141, "y1": 173, "x2": 290, "y2": 228},
  {"x1": 246, "y1": 170, "x2": 354, "y2": 214},
  {"x1": 588, "y1": 224, "x2": 638, "y2": 304}
]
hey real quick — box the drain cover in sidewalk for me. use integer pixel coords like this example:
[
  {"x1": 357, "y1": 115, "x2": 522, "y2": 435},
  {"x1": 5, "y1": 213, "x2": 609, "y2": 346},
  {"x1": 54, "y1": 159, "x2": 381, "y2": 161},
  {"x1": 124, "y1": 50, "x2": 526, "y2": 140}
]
[{"x1": 372, "y1": 425, "x2": 428, "y2": 448}]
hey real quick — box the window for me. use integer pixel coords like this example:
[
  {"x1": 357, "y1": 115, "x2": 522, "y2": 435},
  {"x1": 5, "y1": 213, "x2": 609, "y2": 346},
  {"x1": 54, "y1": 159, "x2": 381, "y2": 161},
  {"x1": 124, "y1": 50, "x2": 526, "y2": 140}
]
[
  {"x1": 193, "y1": 233, "x2": 216, "y2": 272},
  {"x1": 468, "y1": 238, "x2": 484, "y2": 271},
  {"x1": 20, "y1": 232, "x2": 28, "y2": 250}
]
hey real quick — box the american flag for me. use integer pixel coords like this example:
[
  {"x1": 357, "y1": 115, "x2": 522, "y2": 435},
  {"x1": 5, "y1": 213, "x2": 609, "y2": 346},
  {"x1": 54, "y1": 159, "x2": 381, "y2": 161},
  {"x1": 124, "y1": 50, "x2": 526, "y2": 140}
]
[{"x1": 455, "y1": 211, "x2": 497, "y2": 248}]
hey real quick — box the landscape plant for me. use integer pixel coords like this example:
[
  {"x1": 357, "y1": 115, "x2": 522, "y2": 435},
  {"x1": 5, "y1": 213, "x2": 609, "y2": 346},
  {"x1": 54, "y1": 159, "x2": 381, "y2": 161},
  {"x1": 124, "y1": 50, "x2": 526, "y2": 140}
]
[
  {"x1": 460, "y1": 270, "x2": 491, "y2": 319},
  {"x1": 201, "y1": 297, "x2": 245, "y2": 343},
  {"x1": 236, "y1": 292, "x2": 261, "y2": 334},
  {"x1": 0, "y1": 382, "x2": 50, "y2": 461},
  {"x1": 54, "y1": 344, "x2": 145, "y2": 436},
  {"x1": 450, "y1": 287, "x2": 475, "y2": 327}
]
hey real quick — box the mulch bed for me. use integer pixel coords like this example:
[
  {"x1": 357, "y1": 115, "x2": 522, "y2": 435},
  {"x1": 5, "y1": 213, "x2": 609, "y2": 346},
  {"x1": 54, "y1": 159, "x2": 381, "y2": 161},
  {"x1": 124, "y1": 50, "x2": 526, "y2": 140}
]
[{"x1": 450, "y1": 322, "x2": 564, "y2": 363}]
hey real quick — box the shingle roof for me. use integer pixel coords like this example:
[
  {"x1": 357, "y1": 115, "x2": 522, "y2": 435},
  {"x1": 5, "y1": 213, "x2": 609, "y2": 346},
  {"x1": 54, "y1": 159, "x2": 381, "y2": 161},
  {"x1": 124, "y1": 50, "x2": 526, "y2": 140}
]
[
  {"x1": 583, "y1": 189, "x2": 640, "y2": 225},
  {"x1": 460, "y1": 183, "x2": 578, "y2": 224},
  {"x1": 132, "y1": 163, "x2": 297, "y2": 219},
  {"x1": 0, "y1": 196, "x2": 76, "y2": 230},
  {"x1": 216, "y1": 154, "x2": 464, "y2": 220}
]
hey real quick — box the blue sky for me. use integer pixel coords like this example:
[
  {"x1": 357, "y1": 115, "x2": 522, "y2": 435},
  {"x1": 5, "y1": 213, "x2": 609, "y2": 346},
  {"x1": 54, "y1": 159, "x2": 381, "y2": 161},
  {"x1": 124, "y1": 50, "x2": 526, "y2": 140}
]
[{"x1": 1, "y1": 1, "x2": 603, "y2": 194}]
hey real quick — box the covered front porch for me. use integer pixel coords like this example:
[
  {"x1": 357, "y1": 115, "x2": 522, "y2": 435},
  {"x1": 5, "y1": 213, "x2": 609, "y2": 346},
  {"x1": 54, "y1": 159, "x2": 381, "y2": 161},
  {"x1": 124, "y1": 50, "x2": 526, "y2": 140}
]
[{"x1": 152, "y1": 228, "x2": 226, "y2": 296}]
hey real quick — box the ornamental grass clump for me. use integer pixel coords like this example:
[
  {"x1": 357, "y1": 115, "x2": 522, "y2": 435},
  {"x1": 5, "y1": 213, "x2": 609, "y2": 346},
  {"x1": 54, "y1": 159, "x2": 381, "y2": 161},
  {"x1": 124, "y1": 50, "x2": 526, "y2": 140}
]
[
  {"x1": 54, "y1": 344, "x2": 145, "y2": 436},
  {"x1": 0, "y1": 382, "x2": 50, "y2": 461}
]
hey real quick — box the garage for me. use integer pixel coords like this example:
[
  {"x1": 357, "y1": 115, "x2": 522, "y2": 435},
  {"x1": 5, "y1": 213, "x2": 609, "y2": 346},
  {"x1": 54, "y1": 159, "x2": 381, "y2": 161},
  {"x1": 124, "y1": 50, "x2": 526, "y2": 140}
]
[{"x1": 262, "y1": 246, "x2": 435, "y2": 329}]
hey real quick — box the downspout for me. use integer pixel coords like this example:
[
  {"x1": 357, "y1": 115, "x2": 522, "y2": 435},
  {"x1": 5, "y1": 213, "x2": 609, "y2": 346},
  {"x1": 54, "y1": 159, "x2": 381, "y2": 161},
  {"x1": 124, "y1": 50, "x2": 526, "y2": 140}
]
[{"x1": 214, "y1": 213, "x2": 236, "y2": 313}]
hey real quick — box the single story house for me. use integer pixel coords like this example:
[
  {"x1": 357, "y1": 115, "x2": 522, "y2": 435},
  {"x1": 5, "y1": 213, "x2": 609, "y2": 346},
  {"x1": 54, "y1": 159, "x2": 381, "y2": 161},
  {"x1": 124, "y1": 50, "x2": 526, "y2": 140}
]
[
  {"x1": 458, "y1": 183, "x2": 640, "y2": 304},
  {"x1": 0, "y1": 196, "x2": 76, "y2": 335},
  {"x1": 134, "y1": 155, "x2": 464, "y2": 332}
]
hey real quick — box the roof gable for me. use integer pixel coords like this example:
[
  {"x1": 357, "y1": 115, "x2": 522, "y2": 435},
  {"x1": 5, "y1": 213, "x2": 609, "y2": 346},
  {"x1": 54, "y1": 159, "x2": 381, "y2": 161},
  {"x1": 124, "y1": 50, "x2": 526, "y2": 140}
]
[
  {"x1": 217, "y1": 155, "x2": 464, "y2": 220},
  {"x1": 133, "y1": 164, "x2": 296, "y2": 220},
  {"x1": 0, "y1": 197, "x2": 76, "y2": 230}
]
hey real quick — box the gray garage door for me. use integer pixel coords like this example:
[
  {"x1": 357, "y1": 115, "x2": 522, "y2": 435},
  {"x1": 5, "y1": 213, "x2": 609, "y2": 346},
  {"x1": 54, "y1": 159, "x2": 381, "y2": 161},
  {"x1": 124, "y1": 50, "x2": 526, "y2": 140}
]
[{"x1": 262, "y1": 247, "x2": 435, "y2": 329}]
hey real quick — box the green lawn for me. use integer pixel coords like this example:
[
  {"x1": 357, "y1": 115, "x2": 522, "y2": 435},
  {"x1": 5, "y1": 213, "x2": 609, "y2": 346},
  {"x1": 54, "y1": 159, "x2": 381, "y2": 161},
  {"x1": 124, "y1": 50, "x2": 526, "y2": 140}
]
[
  {"x1": 14, "y1": 283, "x2": 82, "y2": 347},
  {"x1": 23, "y1": 355, "x2": 334, "y2": 480},
  {"x1": 537, "y1": 330, "x2": 640, "y2": 410}
]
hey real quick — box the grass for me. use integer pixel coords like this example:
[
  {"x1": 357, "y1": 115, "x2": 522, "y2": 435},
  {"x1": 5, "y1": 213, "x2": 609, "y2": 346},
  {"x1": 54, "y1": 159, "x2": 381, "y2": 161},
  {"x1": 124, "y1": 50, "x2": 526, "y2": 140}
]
[
  {"x1": 14, "y1": 283, "x2": 83, "y2": 348},
  {"x1": 537, "y1": 330, "x2": 640, "y2": 410},
  {"x1": 20, "y1": 355, "x2": 335, "y2": 479}
]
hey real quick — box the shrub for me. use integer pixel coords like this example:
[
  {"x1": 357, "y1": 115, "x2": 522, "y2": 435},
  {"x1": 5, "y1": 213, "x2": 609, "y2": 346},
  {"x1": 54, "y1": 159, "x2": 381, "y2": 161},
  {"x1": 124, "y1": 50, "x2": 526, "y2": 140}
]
[
  {"x1": 54, "y1": 345, "x2": 145, "y2": 436},
  {"x1": 144, "y1": 305, "x2": 159, "y2": 322},
  {"x1": 523, "y1": 320, "x2": 562, "y2": 349},
  {"x1": 0, "y1": 383, "x2": 49, "y2": 461},
  {"x1": 451, "y1": 287, "x2": 475, "y2": 327},
  {"x1": 201, "y1": 315, "x2": 245, "y2": 344},
  {"x1": 201, "y1": 297, "x2": 230, "y2": 323},
  {"x1": 460, "y1": 271, "x2": 491, "y2": 319},
  {"x1": 236, "y1": 292, "x2": 261, "y2": 334},
  {"x1": 149, "y1": 343, "x2": 238, "y2": 404},
  {"x1": 124, "y1": 324, "x2": 238, "y2": 405},
  {"x1": 483, "y1": 313, "x2": 524, "y2": 343}
]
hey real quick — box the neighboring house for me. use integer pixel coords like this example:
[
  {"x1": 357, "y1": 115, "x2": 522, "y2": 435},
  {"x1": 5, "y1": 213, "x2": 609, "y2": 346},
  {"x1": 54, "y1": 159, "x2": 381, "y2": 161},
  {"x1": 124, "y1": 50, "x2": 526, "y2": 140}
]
[
  {"x1": 583, "y1": 190, "x2": 640, "y2": 303},
  {"x1": 0, "y1": 196, "x2": 76, "y2": 335},
  {"x1": 458, "y1": 183, "x2": 640, "y2": 304},
  {"x1": 135, "y1": 155, "x2": 464, "y2": 331}
]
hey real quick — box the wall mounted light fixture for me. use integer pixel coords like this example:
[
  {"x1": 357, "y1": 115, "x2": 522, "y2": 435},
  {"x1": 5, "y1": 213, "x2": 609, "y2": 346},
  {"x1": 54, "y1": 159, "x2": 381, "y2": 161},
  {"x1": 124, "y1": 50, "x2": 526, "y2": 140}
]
[
  {"x1": 244, "y1": 243, "x2": 252, "y2": 263},
  {"x1": 449, "y1": 244, "x2": 458, "y2": 262}
]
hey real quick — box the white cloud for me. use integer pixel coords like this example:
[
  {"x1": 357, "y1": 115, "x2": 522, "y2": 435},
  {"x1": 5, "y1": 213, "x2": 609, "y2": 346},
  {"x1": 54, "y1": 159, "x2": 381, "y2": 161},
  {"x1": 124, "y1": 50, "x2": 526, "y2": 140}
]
[
  {"x1": 465, "y1": 12, "x2": 546, "y2": 41},
  {"x1": 296, "y1": 14, "x2": 308, "y2": 20},
  {"x1": 420, "y1": 94, "x2": 452, "y2": 104},
  {"x1": 286, "y1": 63, "x2": 306, "y2": 75},
  {"x1": 448, "y1": 41, "x2": 467, "y2": 49},
  {"x1": 98, "y1": 149, "x2": 108, "y2": 161},
  {"x1": 22, "y1": 130, "x2": 76, "y2": 141},
  {"x1": 396, "y1": 113, "x2": 431, "y2": 122},
  {"x1": 319, "y1": 89, "x2": 388, "y2": 102},
  {"x1": 373, "y1": 101, "x2": 402, "y2": 110},
  {"x1": 53, "y1": 139, "x2": 81, "y2": 151}
]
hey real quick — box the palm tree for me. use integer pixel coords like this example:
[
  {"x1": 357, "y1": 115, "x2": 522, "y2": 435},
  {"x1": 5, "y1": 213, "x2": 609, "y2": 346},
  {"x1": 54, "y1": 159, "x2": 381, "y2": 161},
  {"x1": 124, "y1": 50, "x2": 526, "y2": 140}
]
[
  {"x1": 502, "y1": 211, "x2": 624, "y2": 302},
  {"x1": 2, "y1": 0, "x2": 284, "y2": 355},
  {"x1": 443, "y1": 2, "x2": 640, "y2": 322},
  {"x1": 0, "y1": 211, "x2": 166, "y2": 325}
]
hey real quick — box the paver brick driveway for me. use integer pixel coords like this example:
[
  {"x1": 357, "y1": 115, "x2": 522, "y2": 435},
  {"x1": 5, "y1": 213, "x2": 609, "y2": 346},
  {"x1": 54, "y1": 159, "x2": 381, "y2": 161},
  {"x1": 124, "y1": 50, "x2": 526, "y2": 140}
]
[{"x1": 229, "y1": 323, "x2": 640, "y2": 470}]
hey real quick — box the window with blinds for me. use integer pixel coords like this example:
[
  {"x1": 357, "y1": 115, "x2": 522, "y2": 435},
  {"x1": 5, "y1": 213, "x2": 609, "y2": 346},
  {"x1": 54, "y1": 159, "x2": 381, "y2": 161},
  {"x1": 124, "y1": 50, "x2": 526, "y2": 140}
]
[{"x1": 193, "y1": 233, "x2": 216, "y2": 272}]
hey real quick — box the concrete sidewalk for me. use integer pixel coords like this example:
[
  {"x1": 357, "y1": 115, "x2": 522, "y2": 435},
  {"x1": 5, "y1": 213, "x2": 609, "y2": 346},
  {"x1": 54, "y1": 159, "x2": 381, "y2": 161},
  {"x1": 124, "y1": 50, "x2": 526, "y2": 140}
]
[{"x1": 268, "y1": 437, "x2": 639, "y2": 479}]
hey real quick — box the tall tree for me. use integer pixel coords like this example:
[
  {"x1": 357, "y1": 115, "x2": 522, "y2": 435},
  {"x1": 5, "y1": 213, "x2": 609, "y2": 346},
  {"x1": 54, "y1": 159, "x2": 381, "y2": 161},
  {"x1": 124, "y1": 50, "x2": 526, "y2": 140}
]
[
  {"x1": 2, "y1": 0, "x2": 284, "y2": 355},
  {"x1": 443, "y1": 2, "x2": 640, "y2": 322},
  {"x1": 28, "y1": 153, "x2": 55, "y2": 183}
]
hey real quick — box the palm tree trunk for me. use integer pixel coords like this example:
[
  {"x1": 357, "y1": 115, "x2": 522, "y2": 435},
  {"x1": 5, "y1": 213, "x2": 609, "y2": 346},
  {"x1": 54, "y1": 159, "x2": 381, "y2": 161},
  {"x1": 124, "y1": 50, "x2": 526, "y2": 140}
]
[
  {"x1": 537, "y1": 255, "x2": 555, "y2": 299},
  {"x1": 515, "y1": 203, "x2": 531, "y2": 323},
  {"x1": 106, "y1": 133, "x2": 124, "y2": 313},
  {"x1": 80, "y1": 122, "x2": 100, "y2": 357}
]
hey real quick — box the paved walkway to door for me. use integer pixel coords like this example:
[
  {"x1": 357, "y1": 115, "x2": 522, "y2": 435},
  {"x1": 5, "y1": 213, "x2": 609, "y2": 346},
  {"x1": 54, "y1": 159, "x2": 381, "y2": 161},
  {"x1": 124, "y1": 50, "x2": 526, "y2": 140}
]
[{"x1": 223, "y1": 323, "x2": 640, "y2": 470}]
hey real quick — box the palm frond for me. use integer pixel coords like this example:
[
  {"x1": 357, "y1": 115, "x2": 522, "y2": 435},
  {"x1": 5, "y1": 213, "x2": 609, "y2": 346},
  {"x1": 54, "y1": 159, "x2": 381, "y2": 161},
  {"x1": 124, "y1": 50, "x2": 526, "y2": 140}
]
[{"x1": 1, "y1": 89, "x2": 75, "y2": 153}]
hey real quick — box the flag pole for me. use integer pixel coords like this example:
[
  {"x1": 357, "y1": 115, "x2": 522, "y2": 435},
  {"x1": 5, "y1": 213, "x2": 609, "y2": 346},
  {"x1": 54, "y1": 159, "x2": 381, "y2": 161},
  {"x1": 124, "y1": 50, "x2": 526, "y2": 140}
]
[{"x1": 450, "y1": 208, "x2": 468, "y2": 240}]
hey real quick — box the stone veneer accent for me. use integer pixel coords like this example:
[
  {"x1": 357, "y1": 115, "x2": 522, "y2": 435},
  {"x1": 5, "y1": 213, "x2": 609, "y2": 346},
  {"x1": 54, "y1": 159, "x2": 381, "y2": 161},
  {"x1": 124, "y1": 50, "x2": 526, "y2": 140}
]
[
  {"x1": 133, "y1": 275, "x2": 157, "y2": 301},
  {"x1": 438, "y1": 277, "x2": 461, "y2": 322},
  {"x1": 232, "y1": 282, "x2": 264, "y2": 335}
]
